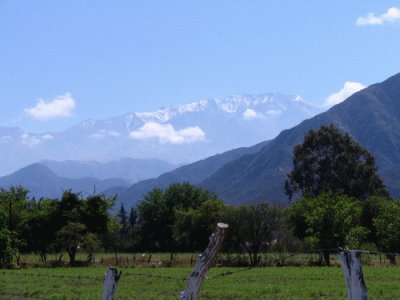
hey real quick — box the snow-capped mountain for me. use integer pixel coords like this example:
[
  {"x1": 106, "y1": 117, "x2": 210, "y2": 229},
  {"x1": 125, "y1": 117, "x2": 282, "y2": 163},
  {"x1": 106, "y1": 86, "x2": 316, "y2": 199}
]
[{"x1": 0, "y1": 93, "x2": 322, "y2": 176}]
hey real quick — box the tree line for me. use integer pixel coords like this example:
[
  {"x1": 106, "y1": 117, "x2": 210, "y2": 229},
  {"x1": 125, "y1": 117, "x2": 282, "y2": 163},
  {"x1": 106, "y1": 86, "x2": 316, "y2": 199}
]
[{"x1": 1, "y1": 124, "x2": 399, "y2": 267}]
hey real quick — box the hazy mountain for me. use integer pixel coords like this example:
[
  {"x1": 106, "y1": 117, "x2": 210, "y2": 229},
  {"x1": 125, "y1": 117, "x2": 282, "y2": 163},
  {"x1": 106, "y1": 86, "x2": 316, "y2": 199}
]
[
  {"x1": 0, "y1": 94, "x2": 321, "y2": 176},
  {"x1": 115, "y1": 140, "x2": 270, "y2": 206},
  {"x1": 200, "y1": 73, "x2": 400, "y2": 204},
  {"x1": 40, "y1": 158, "x2": 178, "y2": 183},
  {"x1": 0, "y1": 163, "x2": 130, "y2": 199}
]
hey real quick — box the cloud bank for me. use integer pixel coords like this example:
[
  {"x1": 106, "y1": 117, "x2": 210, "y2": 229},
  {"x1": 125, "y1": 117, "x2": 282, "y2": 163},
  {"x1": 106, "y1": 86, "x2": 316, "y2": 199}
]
[
  {"x1": 242, "y1": 108, "x2": 258, "y2": 120},
  {"x1": 356, "y1": 7, "x2": 400, "y2": 26},
  {"x1": 130, "y1": 122, "x2": 205, "y2": 144},
  {"x1": 323, "y1": 82, "x2": 365, "y2": 108},
  {"x1": 21, "y1": 133, "x2": 54, "y2": 147},
  {"x1": 90, "y1": 129, "x2": 121, "y2": 139},
  {"x1": 25, "y1": 93, "x2": 76, "y2": 120}
]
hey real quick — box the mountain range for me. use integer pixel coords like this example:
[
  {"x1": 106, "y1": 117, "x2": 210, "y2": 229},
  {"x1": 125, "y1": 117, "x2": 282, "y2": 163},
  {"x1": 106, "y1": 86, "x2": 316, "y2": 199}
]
[
  {"x1": 3, "y1": 73, "x2": 400, "y2": 207},
  {"x1": 0, "y1": 93, "x2": 320, "y2": 176},
  {"x1": 116, "y1": 72, "x2": 400, "y2": 207}
]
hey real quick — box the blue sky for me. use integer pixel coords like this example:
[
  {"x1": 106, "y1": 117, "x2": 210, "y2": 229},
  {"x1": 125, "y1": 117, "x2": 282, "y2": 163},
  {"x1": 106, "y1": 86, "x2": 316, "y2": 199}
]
[{"x1": 1, "y1": 1, "x2": 400, "y2": 133}]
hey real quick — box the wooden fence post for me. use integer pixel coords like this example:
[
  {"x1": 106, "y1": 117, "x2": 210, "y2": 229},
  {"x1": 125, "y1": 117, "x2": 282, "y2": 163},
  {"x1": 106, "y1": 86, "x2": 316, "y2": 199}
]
[
  {"x1": 102, "y1": 267, "x2": 122, "y2": 300},
  {"x1": 339, "y1": 249, "x2": 368, "y2": 300},
  {"x1": 180, "y1": 222, "x2": 229, "y2": 300}
]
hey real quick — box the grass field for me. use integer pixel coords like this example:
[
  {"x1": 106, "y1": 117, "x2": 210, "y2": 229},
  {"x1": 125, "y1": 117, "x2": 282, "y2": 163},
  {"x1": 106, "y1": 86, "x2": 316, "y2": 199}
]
[{"x1": 1, "y1": 265, "x2": 400, "y2": 299}]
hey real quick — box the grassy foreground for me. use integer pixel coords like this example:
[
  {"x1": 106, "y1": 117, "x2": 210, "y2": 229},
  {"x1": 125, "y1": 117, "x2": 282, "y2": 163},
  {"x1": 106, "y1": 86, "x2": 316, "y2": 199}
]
[{"x1": 1, "y1": 265, "x2": 400, "y2": 299}]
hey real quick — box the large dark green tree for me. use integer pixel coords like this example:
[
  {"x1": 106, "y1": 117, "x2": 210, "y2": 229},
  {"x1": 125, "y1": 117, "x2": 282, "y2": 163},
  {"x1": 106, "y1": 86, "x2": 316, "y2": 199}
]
[
  {"x1": 173, "y1": 198, "x2": 228, "y2": 251},
  {"x1": 285, "y1": 124, "x2": 388, "y2": 200},
  {"x1": 54, "y1": 191, "x2": 114, "y2": 265},
  {"x1": 22, "y1": 198, "x2": 59, "y2": 262},
  {"x1": 137, "y1": 182, "x2": 220, "y2": 254}
]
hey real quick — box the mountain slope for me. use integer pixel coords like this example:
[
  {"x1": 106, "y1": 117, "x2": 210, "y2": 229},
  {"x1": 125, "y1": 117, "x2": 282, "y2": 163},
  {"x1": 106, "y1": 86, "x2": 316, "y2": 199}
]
[
  {"x1": 117, "y1": 140, "x2": 269, "y2": 206},
  {"x1": 201, "y1": 73, "x2": 400, "y2": 204},
  {"x1": 0, "y1": 164, "x2": 130, "y2": 199}
]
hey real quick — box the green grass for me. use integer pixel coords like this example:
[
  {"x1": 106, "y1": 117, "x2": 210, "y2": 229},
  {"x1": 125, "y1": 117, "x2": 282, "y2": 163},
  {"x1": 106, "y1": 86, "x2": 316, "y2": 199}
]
[{"x1": 1, "y1": 265, "x2": 400, "y2": 299}]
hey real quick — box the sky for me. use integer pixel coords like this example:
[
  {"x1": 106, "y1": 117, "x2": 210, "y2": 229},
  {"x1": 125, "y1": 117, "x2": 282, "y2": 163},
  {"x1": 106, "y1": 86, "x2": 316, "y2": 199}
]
[{"x1": 1, "y1": 1, "x2": 400, "y2": 133}]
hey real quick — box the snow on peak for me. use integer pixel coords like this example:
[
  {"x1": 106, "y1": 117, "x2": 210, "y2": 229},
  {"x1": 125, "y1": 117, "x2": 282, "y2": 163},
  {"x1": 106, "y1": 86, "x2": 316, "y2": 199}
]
[
  {"x1": 135, "y1": 100, "x2": 209, "y2": 123},
  {"x1": 132, "y1": 94, "x2": 318, "y2": 123}
]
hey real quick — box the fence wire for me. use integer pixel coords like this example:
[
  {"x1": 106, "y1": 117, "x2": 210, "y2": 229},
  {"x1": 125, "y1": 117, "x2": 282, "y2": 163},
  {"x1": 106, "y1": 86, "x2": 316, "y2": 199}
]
[
  {"x1": 0, "y1": 270, "x2": 102, "y2": 281},
  {"x1": 123, "y1": 271, "x2": 187, "y2": 281}
]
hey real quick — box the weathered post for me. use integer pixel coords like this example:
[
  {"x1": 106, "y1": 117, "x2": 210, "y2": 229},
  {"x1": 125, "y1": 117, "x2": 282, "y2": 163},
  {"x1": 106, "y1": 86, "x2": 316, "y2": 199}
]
[
  {"x1": 102, "y1": 267, "x2": 122, "y2": 300},
  {"x1": 180, "y1": 222, "x2": 229, "y2": 300},
  {"x1": 339, "y1": 249, "x2": 368, "y2": 300}
]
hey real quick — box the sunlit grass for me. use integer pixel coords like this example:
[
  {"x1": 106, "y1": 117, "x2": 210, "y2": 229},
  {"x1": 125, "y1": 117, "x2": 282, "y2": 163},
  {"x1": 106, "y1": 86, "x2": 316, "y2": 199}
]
[{"x1": 1, "y1": 265, "x2": 400, "y2": 299}]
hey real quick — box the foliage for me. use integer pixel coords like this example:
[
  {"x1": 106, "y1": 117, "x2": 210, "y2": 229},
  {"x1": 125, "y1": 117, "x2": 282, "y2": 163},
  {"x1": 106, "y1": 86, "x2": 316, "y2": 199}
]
[
  {"x1": 285, "y1": 124, "x2": 388, "y2": 200},
  {"x1": 137, "y1": 182, "x2": 222, "y2": 253},
  {"x1": 0, "y1": 228, "x2": 21, "y2": 268},
  {"x1": 226, "y1": 204, "x2": 283, "y2": 266},
  {"x1": 0, "y1": 186, "x2": 30, "y2": 232},
  {"x1": 289, "y1": 193, "x2": 366, "y2": 264},
  {"x1": 173, "y1": 198, "x2": 228, "y2": 251},
  {"x1": 0, "y1": 187, "x2": 116, "y2": 267},
  {"x1": 22, "y1": 198, "x2": 59, "y2": 261},
  {"x1": 372, "y1": 199, "x2": 400, "y2": 263},
  {"x1": 117, "y1": 203, "x2": 129, "y2": 237},
  {"x1": 56, "y1": 222, "x2": 87, "y2": 266}
]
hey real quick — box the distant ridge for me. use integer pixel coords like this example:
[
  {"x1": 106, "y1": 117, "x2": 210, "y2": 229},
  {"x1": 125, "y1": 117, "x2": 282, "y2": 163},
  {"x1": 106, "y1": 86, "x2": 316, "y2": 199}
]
[
  {"x1": 0, "y1": 163, "x2": 130, "y2": 199},
  {"x1": 40, "y1": 158, "x2": 178, "y2": 183}
]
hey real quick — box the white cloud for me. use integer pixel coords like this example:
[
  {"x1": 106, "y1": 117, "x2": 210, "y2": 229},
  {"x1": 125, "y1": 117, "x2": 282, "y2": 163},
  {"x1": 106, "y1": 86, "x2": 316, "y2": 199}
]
[
  {"x1": 41, "y1": 134, "x2": 54, "y2": 141},
  {"x1": 266, "y1": 109, "x2": 282, "y2": 116},
  {"x1": 130, "y1": 122, "x2": 205, "y2": 144},
  {"x1": 21, "y1": 133, "x2": 41, "y2": 147},
  {"x1": 356, "y1": 7, "x2": 400, "y2": 26},
  {"x1": 25, "y1": 93, "x2": 76, "y2": 120},
  {"x1": 323, "y1": 82, "x2": 366, "y2": 108},
  {"x1": 21, "y1": 133, "x2": 54, "y2": 147},
  {"x1": 242, "y1": 108, "x2": 258, "y2": 120},
  {"x1": 0, "y1": 136, "x2": 12, "y2": 144},
  {"x1": 90, "y1": 129, "x2": 121, "y2": 139}
]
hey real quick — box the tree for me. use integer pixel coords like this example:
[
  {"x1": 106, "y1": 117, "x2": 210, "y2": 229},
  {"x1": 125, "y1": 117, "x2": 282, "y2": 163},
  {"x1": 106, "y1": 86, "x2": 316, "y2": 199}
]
[
  {"x1": 0, "y1": 228, "x2": 21, "y2": 268},
  {"x1": 56, "y1": 222, "x2": 87, "y2": 266},
  {"x1": 81, "y1": 194, "x2": 114, "y2": 236},
  {"x1": 0, "y1": 187, "x2": 29, "y2": 266},
  {"x1": 173, "y1": 199, "x2": 228, "y2": 251},
  {"x1": 22, "y1": 198, "x2": 59, "y2": 262},
  {"x1": 117, "y1": 203, "x2": 129, "y2": 238},
  {"x1": 0, "y1": 210, "x2": 20, "y2": 268},
  {"x1": 53, "y1": 191, "x2": 114, "y2": 264},
  {"x1": 285, "y1": 124, "x2": 388, "y2": 200},
  {"x1": 128, "y1": 207, "x2": 137, "y2": 229},
  {"x1": 0, "y1": 186, "x2": 29, "y2": 232},
  {"x1": 137, "y1": 183, "x2": 220, "y2": 254},
  {"x1": 372, "y1": 199, "x2": 400, "y2": 264},
  {"x1": 288, "y1": 192, "x2": 365, "y2": 265},
  {"x1": 227, "y1": 204, "x2": 283, "y2": 266}
]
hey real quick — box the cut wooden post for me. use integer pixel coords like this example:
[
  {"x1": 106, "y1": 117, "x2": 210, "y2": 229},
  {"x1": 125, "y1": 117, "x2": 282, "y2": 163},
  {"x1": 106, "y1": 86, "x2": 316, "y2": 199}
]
[
  {"x1": 102, "y1": 267, "x2": 122, "y2": 300},
  {"x1": 339, "y1": 249, "x2": 368, "y2": 300},
  {"x1": 180, "y1": 222, "x2": 229, "y2": 300}
]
